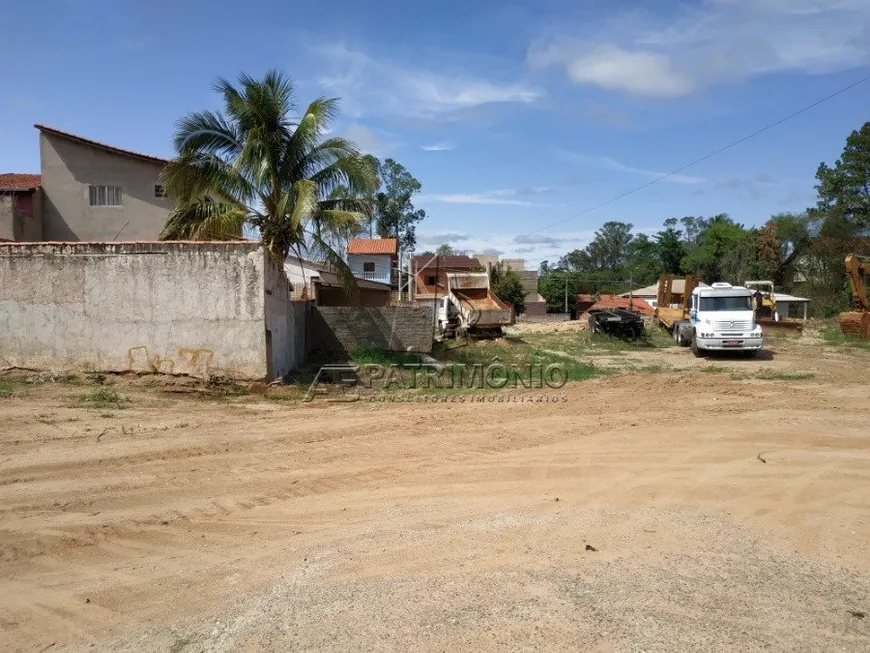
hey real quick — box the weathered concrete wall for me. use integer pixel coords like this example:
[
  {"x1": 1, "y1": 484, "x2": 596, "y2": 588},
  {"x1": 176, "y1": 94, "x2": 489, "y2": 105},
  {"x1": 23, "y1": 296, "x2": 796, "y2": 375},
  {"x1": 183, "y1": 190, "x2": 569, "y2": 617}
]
[
  {"x1": 0, "y1": 242, "x2": 280, "y2": 379},
  {"x1": 288, "y1": 301, "x2": 309, "y2": 371},
  {"x1": 263, "y1": 252, "x2": 295, "y2": 379},
  {"x1": 310, "y1": 305, "x2": 433, "y2": 355},
  {"x1": 40, "y1": 132, "x2": 171, "y2": 241}
]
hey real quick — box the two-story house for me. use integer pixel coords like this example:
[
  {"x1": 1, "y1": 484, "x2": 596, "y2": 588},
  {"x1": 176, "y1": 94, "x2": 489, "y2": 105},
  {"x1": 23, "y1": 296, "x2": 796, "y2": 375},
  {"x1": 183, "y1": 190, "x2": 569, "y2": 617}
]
[
  {"x1": 347, "y1": 237, "x2": 398, "y2": 288},
  {"x1": 36, "y1": 124, "x2": 172, "y2": 241},
  {"x1": 1, "y1": 125, "x2": 173, "y2": 242}
]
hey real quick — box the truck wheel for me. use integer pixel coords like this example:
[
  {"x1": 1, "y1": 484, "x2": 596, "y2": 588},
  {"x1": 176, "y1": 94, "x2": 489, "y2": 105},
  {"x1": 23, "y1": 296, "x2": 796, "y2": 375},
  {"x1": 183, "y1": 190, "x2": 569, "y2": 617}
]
[{"x1": 691, "y1": 334, "x2": 703, "y2": 358}]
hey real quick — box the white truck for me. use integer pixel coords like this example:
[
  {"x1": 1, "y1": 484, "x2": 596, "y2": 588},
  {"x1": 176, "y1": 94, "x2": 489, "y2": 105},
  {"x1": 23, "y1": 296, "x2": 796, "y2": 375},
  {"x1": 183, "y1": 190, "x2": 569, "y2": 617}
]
[
  {"x1": 673, "y1": 283, "x2": 764, "y2": 357},
  {"x1": 436, "y1": 272, "x2": 515, "y2": 339}
]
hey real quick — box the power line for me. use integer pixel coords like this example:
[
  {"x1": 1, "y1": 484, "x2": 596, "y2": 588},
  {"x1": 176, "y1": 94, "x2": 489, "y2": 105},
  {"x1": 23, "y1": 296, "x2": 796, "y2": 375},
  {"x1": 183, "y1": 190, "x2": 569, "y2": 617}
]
[{"x1": 500, "y1": 72, "x2": 870, "y2": 248}]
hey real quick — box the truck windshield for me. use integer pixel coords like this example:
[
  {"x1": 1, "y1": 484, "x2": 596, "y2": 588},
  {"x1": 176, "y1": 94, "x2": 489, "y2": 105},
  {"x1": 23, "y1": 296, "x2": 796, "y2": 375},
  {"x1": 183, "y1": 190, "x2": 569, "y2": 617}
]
[{"x1": 699, "y1": 295, "x2": 751, "y2": 311}]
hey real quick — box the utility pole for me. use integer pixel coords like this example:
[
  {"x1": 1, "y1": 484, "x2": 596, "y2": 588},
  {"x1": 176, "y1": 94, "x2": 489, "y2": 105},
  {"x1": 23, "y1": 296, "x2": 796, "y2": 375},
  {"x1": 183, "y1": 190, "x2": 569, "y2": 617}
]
[{"x1": 564, "y1": 276, "x2": 568, "y2": 314}]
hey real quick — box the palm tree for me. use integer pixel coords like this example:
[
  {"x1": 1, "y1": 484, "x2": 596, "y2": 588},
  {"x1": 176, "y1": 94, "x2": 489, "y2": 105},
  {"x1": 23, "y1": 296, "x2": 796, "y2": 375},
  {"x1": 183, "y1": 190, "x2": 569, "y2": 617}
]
[{"x1": 159, "y1": 70, "x2": 376, "y2": 289}]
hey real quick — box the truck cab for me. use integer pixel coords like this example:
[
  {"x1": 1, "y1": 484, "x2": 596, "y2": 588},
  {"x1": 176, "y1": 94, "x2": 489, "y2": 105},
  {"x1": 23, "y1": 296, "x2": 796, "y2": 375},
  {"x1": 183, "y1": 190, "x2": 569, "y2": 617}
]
[{"x1": 687, "y1": 283, "x2": 763, "y2": 357}]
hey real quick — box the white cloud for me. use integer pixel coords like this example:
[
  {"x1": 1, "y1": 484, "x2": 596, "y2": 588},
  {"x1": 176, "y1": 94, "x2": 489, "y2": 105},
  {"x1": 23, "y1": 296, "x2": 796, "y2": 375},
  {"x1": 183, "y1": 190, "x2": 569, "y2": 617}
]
[
  {"x1": 530, "y1": 43, "x2": 693, "y2": 98},
  {"x1": 341, "y1": 122, "x2": 395, "y2": 156},
  {"x1": 415, "y1": 229, "x2": 595, "y2": 265},
  {"x1": 529, "y1": 1, "x2": 870, "y2": 97},
  {"x1": 421, "y1": 143, "x2": 454, "y2": 151},
  {"x1": 315, "y1": 43, "x2": 540, "y2": 118},
  {"x1": 559, "y1": 151, "x2": 706, "y2": 184},
  {"x1": 419, "y1": 188, "x2": 561, "y2": 207}
]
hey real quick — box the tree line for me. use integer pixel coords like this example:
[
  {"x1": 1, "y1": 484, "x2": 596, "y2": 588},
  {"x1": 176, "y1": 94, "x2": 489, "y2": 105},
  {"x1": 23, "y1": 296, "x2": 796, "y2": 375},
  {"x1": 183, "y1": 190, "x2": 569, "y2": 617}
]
[{"x1": 537, "y1": 122, "x2": 870, "y2": 317}]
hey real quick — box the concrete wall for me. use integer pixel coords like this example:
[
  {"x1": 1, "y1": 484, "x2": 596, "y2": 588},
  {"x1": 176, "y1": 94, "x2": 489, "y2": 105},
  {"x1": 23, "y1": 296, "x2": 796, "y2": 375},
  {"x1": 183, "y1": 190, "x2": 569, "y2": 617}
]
[
  {"x1": 310, "y1": 305, "x2": 434, "y2": 355},
  {"x1": 0, "y1": 242, "x2": 286, "y2": 380},
  {"x1": 263, "y1": 252, "x2": 295, "y2": 380},
  {"x1": 40, "y1": 132, "x2": 171, "y2": 241}
]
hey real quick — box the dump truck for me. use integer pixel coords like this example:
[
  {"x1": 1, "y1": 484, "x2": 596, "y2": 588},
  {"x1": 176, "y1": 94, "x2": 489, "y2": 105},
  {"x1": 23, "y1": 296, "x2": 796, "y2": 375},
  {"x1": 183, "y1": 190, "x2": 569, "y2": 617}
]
[
  {"x1": 744, "y1": 280, "x2": 803, "y2": 337},
  {"x1": 838, "y1": 253, "x2": 870, "y2": 338},
  {"x1": 436, "y1": 271, "x2": 515, "y2": 339}
]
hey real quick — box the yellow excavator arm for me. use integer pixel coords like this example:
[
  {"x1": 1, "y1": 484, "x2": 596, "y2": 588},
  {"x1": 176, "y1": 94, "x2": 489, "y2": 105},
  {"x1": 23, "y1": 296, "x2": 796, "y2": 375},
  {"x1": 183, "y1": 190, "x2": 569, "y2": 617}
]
[
  {"x1": 839, "y1": 254, "x2": 870, "y2": 338},
  {"x1": 844, "y1": 254, "x2": 870, "y2": 312}
]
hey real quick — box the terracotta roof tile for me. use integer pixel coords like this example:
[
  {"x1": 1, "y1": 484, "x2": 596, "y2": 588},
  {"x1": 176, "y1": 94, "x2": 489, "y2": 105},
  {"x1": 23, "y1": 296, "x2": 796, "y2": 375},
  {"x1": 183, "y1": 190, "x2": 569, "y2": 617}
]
[
  {"x1": 347, "y1": 238, "x2": 398, "y2": 255},
  {"x1": 413, "y1": 254, "x2": 481, "y2": 271},
  {"x1": 0, "y1": 173, "x2": 41, "y2": 191},
  {"x1": 35, "y1": 124, "x2": 169, "y2": 165}
]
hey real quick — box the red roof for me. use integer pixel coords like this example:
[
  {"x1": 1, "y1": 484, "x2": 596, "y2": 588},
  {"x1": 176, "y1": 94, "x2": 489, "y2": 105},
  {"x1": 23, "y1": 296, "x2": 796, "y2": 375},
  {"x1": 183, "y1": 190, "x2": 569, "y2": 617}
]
[
  {"x1": 35, "y1": 124, "x2": 169, "y2": 165},
  {"x1": 577, "y1": 294, "x2": 655, "y2": 316},
  {"x1": 347, "y1": 237, "x2": 398, "y2": 255},
  {"x1": 413, "y1": 254, "x2": 481, "y2": 271},
  {"x1": 0, "y1": 173, "x2": 41, "y2": 191}
]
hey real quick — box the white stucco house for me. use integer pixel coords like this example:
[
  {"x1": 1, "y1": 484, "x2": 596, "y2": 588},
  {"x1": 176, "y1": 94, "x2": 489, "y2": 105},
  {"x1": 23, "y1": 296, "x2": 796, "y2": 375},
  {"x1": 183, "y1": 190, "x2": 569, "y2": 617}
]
[{"x1": 347, "y1": 237, "x2": 397, "y2": 288}]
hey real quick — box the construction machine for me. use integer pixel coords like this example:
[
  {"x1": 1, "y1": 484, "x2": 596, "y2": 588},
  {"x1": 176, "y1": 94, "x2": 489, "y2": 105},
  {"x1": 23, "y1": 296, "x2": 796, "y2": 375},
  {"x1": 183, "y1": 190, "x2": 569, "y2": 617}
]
[
  {"x1": 744, "y1": 280, "x2": 803, "y2": 336},
  {"x1": 838, "y1": 254, "x2": 870, "y2": 339},
  {"x1": 655, "y1": 274, "x2": 700, "y2": 345}
]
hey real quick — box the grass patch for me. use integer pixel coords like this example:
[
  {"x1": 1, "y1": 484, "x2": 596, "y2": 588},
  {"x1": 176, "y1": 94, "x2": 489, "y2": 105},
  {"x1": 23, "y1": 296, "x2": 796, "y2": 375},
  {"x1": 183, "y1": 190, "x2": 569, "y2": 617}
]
[
  {"x1": 204, "y1": 373, "x2": 249, "y2": 396},
  {"x1": 0, "y1": 379, "x2": 13, "y2": 398},
  {"x1": 77, "y1": 388, "x2": 129, "y2": 409},
  {"x1": 820, "y1": 325, "x2": 870, "y2": 349},
  {"x1": 349, "y1": 348, "x2": 422, "y2": 366},
  {"x1": 700, "y1": 365, "x2": 729, "y2": 373},
  {"x1": 756, "y1": 371, "x2": 816, "y2": 381},
  {"x1": 100, "y1": 412, "x2": 117, "y2": 419}
]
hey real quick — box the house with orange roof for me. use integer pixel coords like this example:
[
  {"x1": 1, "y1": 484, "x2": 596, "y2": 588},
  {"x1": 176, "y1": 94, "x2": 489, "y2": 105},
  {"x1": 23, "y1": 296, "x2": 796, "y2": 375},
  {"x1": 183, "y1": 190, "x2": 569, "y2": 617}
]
[
  {"x1": 346, "y1": 237, "x2": 398, "y2": 288},
  {"x1": 0, "y1": 173, "x2": 42, "y2": 241}
]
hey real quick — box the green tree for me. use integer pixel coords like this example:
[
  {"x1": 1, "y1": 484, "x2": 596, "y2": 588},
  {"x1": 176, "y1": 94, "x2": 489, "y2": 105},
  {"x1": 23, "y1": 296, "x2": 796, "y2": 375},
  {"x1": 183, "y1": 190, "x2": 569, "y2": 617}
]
[
  {"x1": 626, "y1": 233, "x2": 663, "y2": 286},
  {"x1": 538, "y1": 269, "x2": 584, "y2": 313},
  {"x1": 655, "y1": 218, "x2": 686, "y2": 274},
  {"x1": 370, "y1": 157, "x2": 426, "y2": 253},
  {"x1": 490, "y1": 263, "x2": 526, "y2": 313},
  {"x1": 435, "y1": 243, "x2": 456, "y2": 256},
  {"x1": 811, "y1": 122, "x2": 870, "y2": 232},
  {"x1": 159, "y1": 70, "x2": 376, "y2": 289},
  {"x1": 681, "y1": 215, "x2": 750, "y2": 282}
]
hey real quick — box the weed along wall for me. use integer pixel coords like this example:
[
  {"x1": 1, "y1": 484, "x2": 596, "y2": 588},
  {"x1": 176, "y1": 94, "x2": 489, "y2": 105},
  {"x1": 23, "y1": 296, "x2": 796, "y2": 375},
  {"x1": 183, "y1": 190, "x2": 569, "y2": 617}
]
[
  {"x1": 311, "y1": 305, "x2": 434, "y2": 355},
  {"x1": 0, "y1": 241, "x2": 300, "y2": 380}
]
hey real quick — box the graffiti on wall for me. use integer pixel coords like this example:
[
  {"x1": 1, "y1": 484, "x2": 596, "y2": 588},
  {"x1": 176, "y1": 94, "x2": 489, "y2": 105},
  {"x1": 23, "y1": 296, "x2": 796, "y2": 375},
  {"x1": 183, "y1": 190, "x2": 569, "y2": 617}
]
[{"x1": 127, "y1": 346, "x2": 219, "y2": 376}]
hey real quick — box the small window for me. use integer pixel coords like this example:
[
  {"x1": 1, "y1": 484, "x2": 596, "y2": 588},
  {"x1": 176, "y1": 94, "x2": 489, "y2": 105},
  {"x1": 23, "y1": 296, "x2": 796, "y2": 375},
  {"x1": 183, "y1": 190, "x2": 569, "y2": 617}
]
[
  {"x1": 88, "y1": 185, "x2": 122, "y2": 206},
  {"x1": 426, "y1": 275, "x2": 437, "y2": 286},
  {"x1": 363, "y1": 262, "x2": 375, "y2": 273},
  {"x1": 154, "y1": 184, "x2": 166, "y2": 198}
]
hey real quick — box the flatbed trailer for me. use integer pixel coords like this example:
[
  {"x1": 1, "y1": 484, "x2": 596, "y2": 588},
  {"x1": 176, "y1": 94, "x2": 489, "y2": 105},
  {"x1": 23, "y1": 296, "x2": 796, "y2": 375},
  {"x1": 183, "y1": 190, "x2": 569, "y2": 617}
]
[{"x1": 587, "y1": 308, "x2": 645, "y2": 339}]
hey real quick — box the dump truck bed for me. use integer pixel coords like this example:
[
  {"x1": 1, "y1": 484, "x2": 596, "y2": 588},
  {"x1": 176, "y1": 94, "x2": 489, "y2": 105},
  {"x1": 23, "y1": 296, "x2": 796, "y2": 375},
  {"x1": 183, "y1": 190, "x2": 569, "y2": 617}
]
[{"x1": 453, "y1": 288, "x2": 514, "y2": 326}]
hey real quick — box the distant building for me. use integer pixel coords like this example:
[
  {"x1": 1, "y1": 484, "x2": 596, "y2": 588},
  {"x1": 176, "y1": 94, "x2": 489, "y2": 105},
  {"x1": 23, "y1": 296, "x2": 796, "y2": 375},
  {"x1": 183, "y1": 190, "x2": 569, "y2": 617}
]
[
  {"x1": 473, "y1": 254, "x2": 547, "y2": 315},
  {"x1": 620, "y1": 279, "x2": 710, "y2": 309},
  {"x1": 0, "y1": 173, "x2": 42, "y2": 242},
  {"x1": 347, "y1": 237, "x2": 398, "y2": 288},
  {"x1": 413, "y1": 254, "x2": 482, "y2": 305}
]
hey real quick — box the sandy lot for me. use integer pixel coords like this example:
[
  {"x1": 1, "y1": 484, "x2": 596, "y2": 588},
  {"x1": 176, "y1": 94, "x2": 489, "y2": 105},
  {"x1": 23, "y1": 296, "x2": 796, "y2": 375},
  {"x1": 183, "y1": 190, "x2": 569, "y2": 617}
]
[{"x1": 1, "y1": 335, "x2": 869, "y2": 652}]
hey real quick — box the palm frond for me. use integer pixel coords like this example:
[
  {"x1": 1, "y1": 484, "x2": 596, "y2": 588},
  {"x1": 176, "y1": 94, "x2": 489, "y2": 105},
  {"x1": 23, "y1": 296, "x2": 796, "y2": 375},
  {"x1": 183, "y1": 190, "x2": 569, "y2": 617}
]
[
  {"x1": 159, "y1": 199, "x2": 249, "y2": 241},
  {"x1": 309, "y1": 231, "x2": 359, "y2": 301}
]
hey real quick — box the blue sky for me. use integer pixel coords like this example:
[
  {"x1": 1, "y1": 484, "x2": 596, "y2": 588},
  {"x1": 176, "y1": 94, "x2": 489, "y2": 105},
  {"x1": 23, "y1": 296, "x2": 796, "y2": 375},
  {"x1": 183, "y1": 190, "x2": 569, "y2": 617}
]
[{"x1": 2, "y1": 0, "x2": 869, "y2": 265}]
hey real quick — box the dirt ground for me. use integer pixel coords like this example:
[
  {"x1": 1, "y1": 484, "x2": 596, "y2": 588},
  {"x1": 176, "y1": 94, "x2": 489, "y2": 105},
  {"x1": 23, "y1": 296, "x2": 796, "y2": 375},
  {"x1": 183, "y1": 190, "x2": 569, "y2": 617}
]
[{"x1": 1, "y1": 334, "x2": 869, "y2": 652}]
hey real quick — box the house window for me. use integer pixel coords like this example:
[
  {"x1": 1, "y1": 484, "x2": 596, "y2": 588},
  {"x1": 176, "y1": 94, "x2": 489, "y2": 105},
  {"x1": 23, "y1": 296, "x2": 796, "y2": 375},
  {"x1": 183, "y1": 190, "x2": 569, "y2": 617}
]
[
  {"x1": 154, "y1": 184, "x2": 166, "y2": 198},
  {"x1": 363, "y1": 262, "x2": 376, "y2": 273},
  {"x1": 426, "y1": 275, "x2": 437, "y2": 286},
  {"x1": 88, "y1": 185, "x2": 122, "y2": 206}
]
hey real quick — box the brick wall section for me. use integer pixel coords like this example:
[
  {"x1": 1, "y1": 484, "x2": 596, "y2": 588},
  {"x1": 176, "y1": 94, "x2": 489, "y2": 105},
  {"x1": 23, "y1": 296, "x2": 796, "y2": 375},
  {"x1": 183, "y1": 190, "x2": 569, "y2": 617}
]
[{"x1": 311, "y1": 305, "x2": 434, "y2": 355}]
